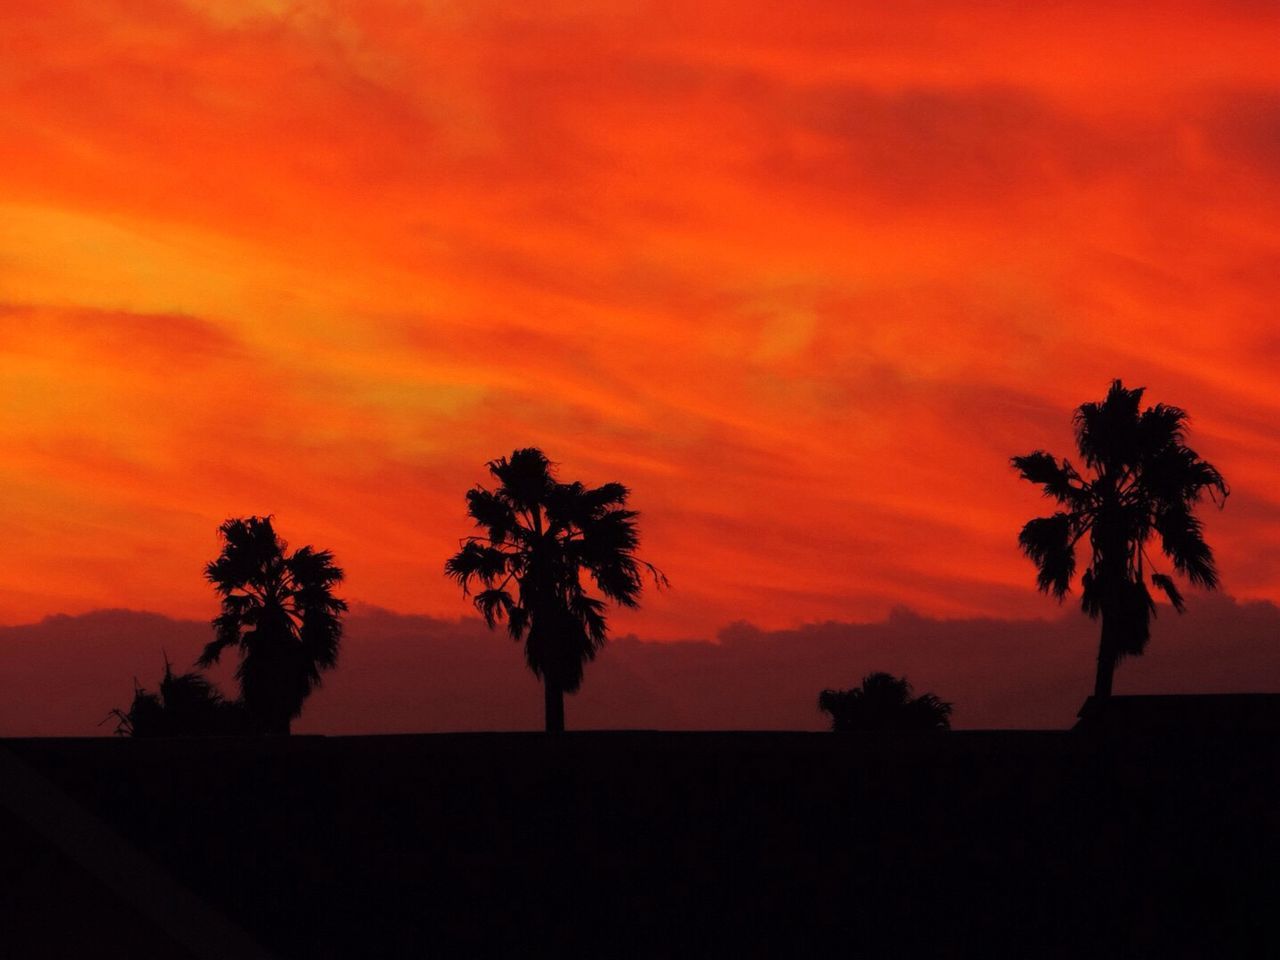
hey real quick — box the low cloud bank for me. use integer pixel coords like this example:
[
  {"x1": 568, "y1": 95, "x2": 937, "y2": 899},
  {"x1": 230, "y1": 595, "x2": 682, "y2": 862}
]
[{"x1": 2, "y1": 596, "x2": 1277, "y2": 736}]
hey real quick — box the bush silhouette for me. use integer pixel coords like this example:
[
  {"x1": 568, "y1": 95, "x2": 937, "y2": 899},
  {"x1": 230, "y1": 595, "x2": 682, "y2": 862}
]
[
  {"x1": 111, "y1": 658, "x2": 250, "y2": 737},
  {"x1": 818, "y1": 672, "x2": 952, "y2": 732}
]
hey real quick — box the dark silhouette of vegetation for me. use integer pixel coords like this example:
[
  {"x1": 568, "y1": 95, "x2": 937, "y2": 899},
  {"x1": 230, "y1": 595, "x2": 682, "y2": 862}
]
[
  {"x1": 110, "y1": 657, "x2": 250, "y2": 737},
  {"x1": 818, "y1": 672, "x2": 952, "y2": 732},
  {"x1": 1013, "y1": 379, "x2": 1227, "y2": 699},
  {"x1": 197, "y1": 516, "x2": 347, "y2": 735},
  {"x1": 445, "y1": 448, "x2": 665, "y2": 733}
]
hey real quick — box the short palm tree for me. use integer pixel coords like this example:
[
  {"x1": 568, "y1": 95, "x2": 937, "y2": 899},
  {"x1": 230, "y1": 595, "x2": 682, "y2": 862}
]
[
  {"x1": 110, "y1": 658, "x2": 249, "y2": 737},
  {"x1": 198, "y1": 516, "x2": 347, "y2": 734},
  {"x1": 818, "y1": 672, "x2": 952, "y2": 732},
  {"x1": 445, "y1": 448, "x2": 665, "y2": 733},
  {"x1": 1012, "y1": 380, "x2": 1228, "y2": 699}
]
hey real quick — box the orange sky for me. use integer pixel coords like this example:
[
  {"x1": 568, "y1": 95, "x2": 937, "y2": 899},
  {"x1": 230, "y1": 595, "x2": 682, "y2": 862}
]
[{"x1": 2, "y1": 1, "x2": 1279, "y2": 641}]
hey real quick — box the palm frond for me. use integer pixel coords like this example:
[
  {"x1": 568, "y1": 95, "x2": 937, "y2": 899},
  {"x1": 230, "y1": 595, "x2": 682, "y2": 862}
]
[
  {"x1": 198, "y1": 611, "x2": 242, "y2": 666},
  {"x1": 298, "y1": 607, "x2": 344, "y2": 670},
  {"x1": 574, "y1": 508, "x2": 646, "y2": 605},
  {"x1": 1142, "y1": 444, "x2": 1229, "y2": 508},
  {"x1": 205, "y1": 516, "x2": 282, "y2": 594},
  {"x1": 465, "y1": 486, "x2": 520, "y2": 543},
  {"x1": 487, "y1": 448, "x2": 555, "y2": 511},
  {"x1": 1150, "y1": 572, "x2": 1186, "y2": 613},
  {"x1": 585, "y1": 481, "x2": 630, "y2": 510},
  {"x1": 474, "y1": 588, "x2": 516, "y2": 629},
  {"x1": 1073, "y1": 380, "x2": 1144, "y2": 473},
  {"x1": 1080, "y1": 567, "x2": 1102, "y2": 619},
  {"x1": 578, "y1": 507, "x2": 641, "y2": 554},
  {"x1": 287, "y1": 546, "x2": 346, "y2": 591},
  {"x1": 1011, "y1": 451, "x2": 1082, "y2": 503},
  {"x1": 570, "y1": 592, "x2": 609, "y2": 649},
  {"x1": 1154, "y1": 504, "x2": 1219, "y2": 589},
  {"x1": 1114, "y1": 577, "x2": 1156, "y2": 658},
  {"x1": 548, "y1": 480, "x2": 632, "y2": 529},
  {"x1": 1017, "y1": 514, "x2": 1077, "y2": 599},
  {"x1": 1138, "y1": 402, "x2": 1188, "y2": 450},
  {"x1": 444, "y1": 541, "x2": 511, "y2": 591},
  {"x1": 507, "y1": 605, "x2": 530, "y2": 640}
]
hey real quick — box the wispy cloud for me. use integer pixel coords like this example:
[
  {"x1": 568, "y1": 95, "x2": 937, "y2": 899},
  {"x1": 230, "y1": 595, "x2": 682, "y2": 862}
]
[{"x1": 0, "y1": 2, "x2": 1277, "y2": 639}]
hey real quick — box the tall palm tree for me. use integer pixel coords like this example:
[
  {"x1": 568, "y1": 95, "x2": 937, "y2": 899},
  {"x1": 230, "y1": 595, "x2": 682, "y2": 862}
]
[
  {"x1": 1012, "y1": 380, "x2": 1228, "y2": 699},
  {"x1": 818, "y1": 672, "x2": 952, "y2": 732},
  {"x1": 445, "y1": 448, "x2": 665, "y2": 733},
  {"x1": 198, "y1": 516, "x2": 347, "y2": 735}
]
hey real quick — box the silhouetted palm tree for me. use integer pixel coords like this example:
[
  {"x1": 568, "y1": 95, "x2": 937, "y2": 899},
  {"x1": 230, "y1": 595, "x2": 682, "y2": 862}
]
[
  {"x1": 818, "y1": 672, "x2": 952, "y2": 732},
  {"x1": 198, "y1": 516, "x2": 347, "y2": 735},
  {"x1": 445, "y1": 448, "x2": 665, "y2": 733},
  {"x1": 1013, "y1": 379, "x2": 1227, "y2": 699},
  {"x1": 110, "y1": 658, "x2": 249, "y2": 737}
]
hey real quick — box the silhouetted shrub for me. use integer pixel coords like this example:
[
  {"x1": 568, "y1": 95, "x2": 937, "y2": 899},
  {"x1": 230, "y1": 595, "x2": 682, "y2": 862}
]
[
  {"x1": 818, "y1": 672, "x2": 951, "y2": 732},
  {"x1": 111, "y1": 659, "x2": 250, "y2": 737}
]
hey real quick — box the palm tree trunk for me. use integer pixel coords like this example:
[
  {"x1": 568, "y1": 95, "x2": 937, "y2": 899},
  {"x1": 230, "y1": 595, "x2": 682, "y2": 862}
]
[
  {"x1": 1094, "y1": 611, "x2": 1118, "y2": 700},
  {"x1": 1093, "y1": 530, "x2": 1127, "y2": 701},
  {"x1": 1093, "y1": 644, "x2": 1116, "y2": 699},
  {"x1": 544, "y1": 678, "x2": 565, "y2": 734}
]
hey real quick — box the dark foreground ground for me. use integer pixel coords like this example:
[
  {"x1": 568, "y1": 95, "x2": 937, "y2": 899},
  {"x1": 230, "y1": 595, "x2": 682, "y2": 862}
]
[{"x1": 3, "y1": 731, "x2": 1278, "y2": 958}]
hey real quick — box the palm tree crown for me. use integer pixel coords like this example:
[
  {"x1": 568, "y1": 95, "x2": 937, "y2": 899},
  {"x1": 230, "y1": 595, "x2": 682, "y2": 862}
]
[
  {"x1": 818, "y1": 672, "x2": 952, "y2": 732},
  {"x1": 198, "y1": 516, "x2": 347, "y2": 734},
  {"x1": 445, "y1": 448, "x2": 664, "y2": 732},
  {"x1": 1012, "y1": 379, "x2": 1227, "y2": 698}
]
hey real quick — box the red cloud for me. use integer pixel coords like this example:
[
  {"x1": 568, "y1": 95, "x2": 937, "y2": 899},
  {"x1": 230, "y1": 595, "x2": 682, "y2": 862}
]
[{"x1": 4, "y1": 595, "x2": 1278, "y2": 736}]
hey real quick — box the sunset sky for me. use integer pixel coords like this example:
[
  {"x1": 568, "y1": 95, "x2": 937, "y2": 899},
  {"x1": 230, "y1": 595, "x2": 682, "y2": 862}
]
[{"x1": 3, "y1": 1, "x2": 1280, "y2": 656}]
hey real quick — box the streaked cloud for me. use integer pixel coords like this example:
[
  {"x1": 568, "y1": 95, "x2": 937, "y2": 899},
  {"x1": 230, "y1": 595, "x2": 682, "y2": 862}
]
[{"x1": 0, "y1": 1, "x2": 1278, "y2": 642}]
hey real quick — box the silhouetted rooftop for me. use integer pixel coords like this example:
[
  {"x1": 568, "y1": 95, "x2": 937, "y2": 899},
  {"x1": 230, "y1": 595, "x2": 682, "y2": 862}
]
[
  {"x1": 3, "y1": 730, "x2": 1277, "y2": 957},
  {"x1": 1075, "y1": 693, "x2": 1280, "y2": 733}
]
